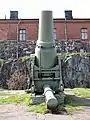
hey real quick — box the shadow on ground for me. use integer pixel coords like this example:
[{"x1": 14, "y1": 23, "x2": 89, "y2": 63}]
[
  {"x1": 46, "y1": 94, "x2": 90, "y2": 115},
  {"x1": 65, "y1": 94, "x2": 90, "y2": 106}
]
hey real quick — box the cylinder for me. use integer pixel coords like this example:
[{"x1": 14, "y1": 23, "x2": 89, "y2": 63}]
[
  {"x1": 38, "y1": 11, "x2": 53, "y2": 42},
  {"x1": 44, "y1": 85, "x2": 58, "y2": 109},
  {"x1": 35, "y1": 11, "x2": 57, "y2": 69}
]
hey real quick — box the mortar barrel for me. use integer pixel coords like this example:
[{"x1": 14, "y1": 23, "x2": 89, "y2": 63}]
[
  {"x1": 35, "y1": 11, "x2": 57, "y2": 68},
  {"x1": 38, "y1": 11, "x2": 53, "y2": 42}
]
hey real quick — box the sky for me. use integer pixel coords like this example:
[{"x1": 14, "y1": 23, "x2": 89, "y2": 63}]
[{"x1": 0, "y1": 0, "x2": 90, "y2": 19}]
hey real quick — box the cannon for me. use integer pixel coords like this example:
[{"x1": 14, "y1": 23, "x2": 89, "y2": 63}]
[{"x1": 30, "y1": 10, "x2": 65, "y2": 109}]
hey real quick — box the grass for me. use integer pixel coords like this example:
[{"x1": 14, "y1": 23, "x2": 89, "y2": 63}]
[
  {"x1": 0, "y1": 88, "x2": 90, "y2": 114},
  {"x1": 64, "y1": 93, "x2": 85, "y2": 113},
  {"x1": 15, "y1": 52, "x2": 90, "y2": 63},
  {"x1": 65, "y1": 88, "x2": 90, "y2": 98},
  {"x1": 65, "y1": 104, "x2": 84, "y2": 113},
  {"x1": 0, "y1": 91, "x2": 32, "y2": 105},
  {"x1": 19, "y1": 54, "x2": 35, "y2": 63},
  {"x1": 19, "y1": 56, "x2": 31, "y2": 62},
  {"x1": 64, "y1": 88, "x2": 90, "y2": 113},
  {"x1": 28, "y1": 103, "x2": 47, "y2": 114}
]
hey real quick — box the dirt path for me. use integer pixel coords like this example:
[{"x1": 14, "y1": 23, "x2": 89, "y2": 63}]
[{"x1": 0, "y1": 104, "x2": 90, "y2": 120}]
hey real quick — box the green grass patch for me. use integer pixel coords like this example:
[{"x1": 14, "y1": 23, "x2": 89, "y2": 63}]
[
  {"x1": 0, "y1": 92, "x2": 31, "y2": 105},
  {"x1": 65, "y1": 88, "x2": 90, "y2": 98},
  {"x1": 0, "y1": 88, "x2": 90, "y2": 114},
  {"x1": 28, "y1": 103, "x2": 47, "y2": 114}
]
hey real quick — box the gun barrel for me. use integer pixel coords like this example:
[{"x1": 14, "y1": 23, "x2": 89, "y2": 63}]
[
  {"x1": 38, "y1": 11, "x2": 53, "y2": 42},
  {"x1": 35, "y1": 11, "x2": 56, "y2": 68}
]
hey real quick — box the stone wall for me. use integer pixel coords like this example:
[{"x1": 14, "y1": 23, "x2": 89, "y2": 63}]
[
  {"x1": 0, "y1": 40, "x2": 90, "y2": 89},
  {"x1": 63, "y1": 55, "x2": 90, "y2": 88},
  {"x1": 0, "y1": 59, "x2": 30, "y2": 89},
  {"x1": 0, "y1": 40, "x2": 36, "y2": 60},
  {"x1": 0, "y1": 40, "x2": 89, "y2": 60}
]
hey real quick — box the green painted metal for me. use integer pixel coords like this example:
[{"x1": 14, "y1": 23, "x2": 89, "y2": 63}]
[
  {"x1": 44, "y1": 85, "x2": 58, "y2": 109},
  {"x1": 30, "y1": 10, "x2": 64, "y2": 109},
  {"x1": 35, "y1": 11, "x2": 56, "y2": 69}
]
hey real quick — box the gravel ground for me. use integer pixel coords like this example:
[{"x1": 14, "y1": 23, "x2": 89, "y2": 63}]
[{"x1": 0, "y1": 104, "x2": 90, "y2": 120}]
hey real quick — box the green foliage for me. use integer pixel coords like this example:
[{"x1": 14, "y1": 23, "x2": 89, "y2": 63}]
[
  {"x1": 0, "y1": 59, "x2": 5, "y2": 65},
  {"x1": 19, "y1": 56, "x2": 30, "y2": 62},
  {"x1": 19, "y1": 54, "x2": 35, "y2": 63}
]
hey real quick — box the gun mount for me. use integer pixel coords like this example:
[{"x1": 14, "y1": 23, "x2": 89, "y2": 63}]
[{"x1": 30, "y1": 11, "x2": 65, "y2": 110}]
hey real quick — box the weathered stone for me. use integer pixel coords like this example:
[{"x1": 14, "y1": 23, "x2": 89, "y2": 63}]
[{"x1": 0, "y1": 40, "x2": 90, "y2": 89}]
